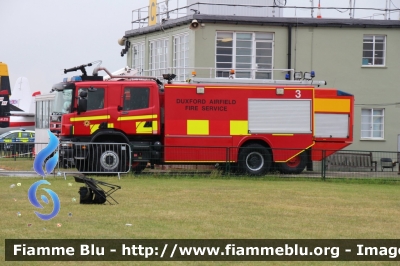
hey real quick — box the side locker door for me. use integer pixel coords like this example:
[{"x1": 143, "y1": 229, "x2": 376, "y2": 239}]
[{"x1": 119, "y1": 85, "x2": 154, "y2": 135}]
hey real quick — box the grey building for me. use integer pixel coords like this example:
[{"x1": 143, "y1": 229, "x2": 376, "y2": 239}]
[{"x1": 121, "y1": 1, "x2": 400, "y2": 152}]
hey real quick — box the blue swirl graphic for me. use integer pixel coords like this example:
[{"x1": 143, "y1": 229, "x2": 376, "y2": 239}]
[
  {"x1": 33, "y1": 130, "x2": 59, "y2": 177},
  {"x1": 28, "y1": 180, "x2": 60, "y2": 220}
]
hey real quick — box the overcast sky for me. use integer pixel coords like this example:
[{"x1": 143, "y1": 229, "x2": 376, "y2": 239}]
[{"x1": 1, "y1": 0, "x2": 399, "y2": 95}]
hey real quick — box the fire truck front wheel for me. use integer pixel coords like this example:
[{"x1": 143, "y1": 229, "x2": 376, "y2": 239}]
[
  {"x1": 95, "y1": 145, "x2": 127, "y2": 173},
  {"x1": 277, "y1": 151, "x2": 307, "y2": 174},
  {"x1": 238, "y1": 143, "x2": 271, "y2": 176}
]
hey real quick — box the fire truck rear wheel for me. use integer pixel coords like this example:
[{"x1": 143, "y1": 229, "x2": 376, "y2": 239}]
[
  {"x1": 277, "y1": 151, "x2": 307, "y2": 174},
  {"x1": 238, "y1": 143, "x2": 271, "y2": 176}
]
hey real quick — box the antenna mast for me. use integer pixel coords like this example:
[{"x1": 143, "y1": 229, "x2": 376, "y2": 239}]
[
  {"x1": 310, "y1": 0, "x2": 314, "y2": 18},
  {"x1": 386, "y1": 0, "x2": 390, "y2": 20},
  {"x1": 349, "y1": 0, "x2": 356, "y2": 19},
  {"x1": 317, "y1": 0, "x2": 322, "y2": 18}
]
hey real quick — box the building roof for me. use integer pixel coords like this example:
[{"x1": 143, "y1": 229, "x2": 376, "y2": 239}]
[{"x1": 125, "y1": 14, "x2": 400, "y2": 38}]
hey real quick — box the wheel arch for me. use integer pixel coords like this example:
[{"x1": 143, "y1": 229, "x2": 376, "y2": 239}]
[
  {"x1": 238, "y1": 138, "x2": 273, "y2": 161},
  {"x1": 90, "y1": 129, "x2": 129, "y2": 143}
]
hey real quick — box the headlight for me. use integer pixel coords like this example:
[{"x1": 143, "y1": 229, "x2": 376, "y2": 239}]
[{"x1": 61, "y1": 141, "x2": 73, "y2": 148}]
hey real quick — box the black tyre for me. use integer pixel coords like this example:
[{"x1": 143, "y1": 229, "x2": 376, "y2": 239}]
[
  {"x1": 95, "y1": 144, "x2": 128, "y2": 173},
  {"x1": 238, "y1": 143, "x2": 271, "y2": 176},
  {"x1": 131, "y1": 162, "x2": 147, "y2": 174},
  {"x1": 277, "y1": 151, "x2": 307, "y2": 174},
  {"x1": 74, "y1": 145, "x2": 93, "y2": 172}
]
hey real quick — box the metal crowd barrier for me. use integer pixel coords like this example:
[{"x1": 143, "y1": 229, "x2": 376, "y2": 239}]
[
  {"x1": 58, "y1": 142, "x2": 132, "y2": 179},
  {"x1": 0, "y1": 142, "x2": 131, "y2": 179},
  {"x1": 0, "y1": 142, "x2": 35, "y2": 159},
  {"x1": 1, "y1": 142, "x2": 400, "y2": 180}
]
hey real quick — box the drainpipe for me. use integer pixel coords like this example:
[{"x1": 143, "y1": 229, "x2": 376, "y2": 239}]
[
  {"x1": 289, "y1": 24, "x2": 313, "y2": 171},
  {"x1": 287, "y1": 25, "x2": 292, "y2": 79}
]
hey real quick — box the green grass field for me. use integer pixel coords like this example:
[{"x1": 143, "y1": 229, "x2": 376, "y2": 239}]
[{"x1": 2, "y1": 174, "x2": 400, "y2": 265}]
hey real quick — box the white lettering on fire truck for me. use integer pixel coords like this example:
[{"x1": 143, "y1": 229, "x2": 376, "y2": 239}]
[{"x1": 178, "y1": 98, "x2": 236, "y2": 112}]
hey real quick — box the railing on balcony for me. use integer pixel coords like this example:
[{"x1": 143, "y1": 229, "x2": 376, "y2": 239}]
[
  {"x1": 131, "y1": 0, "x2": 282, "y2": 30},
  {"x1": 137, "y1": 67, "x2": 295, "y2": 82}
]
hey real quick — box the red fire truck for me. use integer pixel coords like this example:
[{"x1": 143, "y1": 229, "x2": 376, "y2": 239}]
[{"x1": 54, "y1": 63, "x2": 354, "y2": 175}]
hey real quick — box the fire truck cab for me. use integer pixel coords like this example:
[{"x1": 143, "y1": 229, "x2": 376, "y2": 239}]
[{"x1": 55, "y1": 63, "x2": 354, "y2": 176}]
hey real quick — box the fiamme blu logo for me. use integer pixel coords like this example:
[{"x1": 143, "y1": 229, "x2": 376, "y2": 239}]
[{"x1": 28, "y1": 130, "x2": 60, "y2": 220}]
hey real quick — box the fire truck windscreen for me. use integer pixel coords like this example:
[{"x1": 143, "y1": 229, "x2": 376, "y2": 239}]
[{"x1": 53, "y1": 89, "x2": 73, "y2": 114}]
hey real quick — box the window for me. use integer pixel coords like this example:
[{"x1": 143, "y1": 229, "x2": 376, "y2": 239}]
[
  {"x1": 35, "y1": 101, "x2": 43, "y2": 128},
  {"x1": 79, "y1": 88, "x2": 105, "y2": 111},
  {"x1": 123, "y1": 88, "x2": 149, "y2": 111},
  {"x1": 235, "y1": 33, "x2": 252, "y2": 79},
  {"x1": 173, "y1": 34, "x2": 189, "y2": 81},
  {"x1": 149, "y1": 39, "x2": 169, "y2": 77},
  {"x1": 361, "y1": 108, "x2": 384, "y2": 139},
  {"x1": 216, "y1": 32, "x2": 274, "y2": 79},
  {"x1": 216, "y1": 32, "x2": 233, "y2": 78},
  {"x1": 362, "y1": 35, "x2": 386, "y2": 66},
  {"x1": 43, "y1": 100, "x2": 50, "y2": 128},
  {"x1": 35, "y1": 100, "x2": 52, "y2": 129},
  {"x1": 21, "y1": 132, "x2": 30, "y2": 138},
  {"x1": 53, "y1": 89, "x2": 72, "y2": 114},
  {"x1": 6, "y1": 132, "x2": 18, "y2": 139},
  {"x1": 132, "y1": 42, "x2": 145, "y2": 75}
]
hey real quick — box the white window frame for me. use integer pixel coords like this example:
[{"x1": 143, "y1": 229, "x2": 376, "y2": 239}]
[
  {"x1": 361, "y1": 108, "x2": 384, "y2": 140},
  {"x1": 173, "y1": 33, "x2": 189, "y2": 81},
  {"x1": 362, "y1": 35, "x2": 386, "y2": 67},
  {"x1": 215, "y1": 31, "x2": 274, "y2": 79},
  {"x1": 35, "y1": 100, "x2": 52, "y2": 129},
  {"x1": 149, "y1": 38, "x2": 169, "y2": 77},
  {"x1": 131, "y1": 42, "x2": 145, "y2": 76}
]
